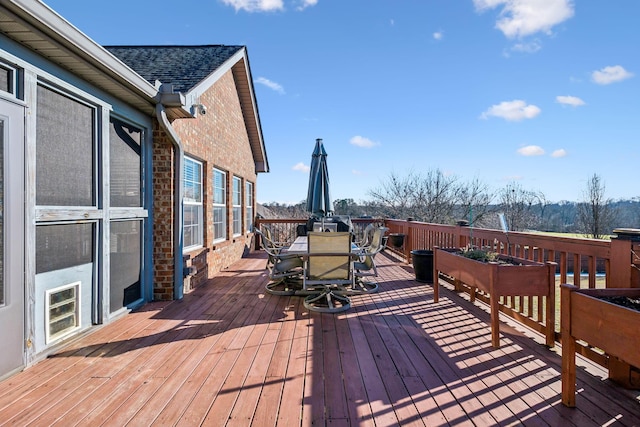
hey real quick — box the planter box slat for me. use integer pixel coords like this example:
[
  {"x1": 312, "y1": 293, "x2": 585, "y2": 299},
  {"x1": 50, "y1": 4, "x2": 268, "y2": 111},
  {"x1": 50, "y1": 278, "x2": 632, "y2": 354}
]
[
  {"x1": 571, "y1": 292, "x2": 640, "y2": 367},
  {"x1": 561, "y1": 284, "x2": 640, "y2": 407},
  {"x1": 495, "y1": 267, "x2": 550, "y2": 296}
]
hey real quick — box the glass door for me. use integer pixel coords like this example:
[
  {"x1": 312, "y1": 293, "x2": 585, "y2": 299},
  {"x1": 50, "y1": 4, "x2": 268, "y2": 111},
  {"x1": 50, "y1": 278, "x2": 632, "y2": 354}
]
[{"x1": 0, "y1": 97, "x2": 25, "y2": 378}]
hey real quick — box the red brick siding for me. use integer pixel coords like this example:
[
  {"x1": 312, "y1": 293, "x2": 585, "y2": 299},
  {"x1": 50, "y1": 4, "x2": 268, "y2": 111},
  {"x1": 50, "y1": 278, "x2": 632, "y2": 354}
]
[
  {"x1": 152, "y1": 122, "x2": 176, "y2": 300},
  {"x1": 171, "y1": 69, "x2": 258, "y2": 291}
]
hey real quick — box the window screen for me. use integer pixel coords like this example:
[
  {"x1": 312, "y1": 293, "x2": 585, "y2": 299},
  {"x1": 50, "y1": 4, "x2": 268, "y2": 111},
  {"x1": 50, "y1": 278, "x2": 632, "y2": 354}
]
[
  {"x1": 0, "y1": 65, "x2": 12, "y2": 94},
  {"x1": 36, "y1": 85, "x2": 95, "y2": 206},
  {"x1": 110, "y1": 118, "x2": 142, "y2": 207},
  {"x1": 36, "y1": 223, "x2": 94, "y2": 274},
  {"x1": 110, "y1": 220, "x2": 141, "y2": 312}
]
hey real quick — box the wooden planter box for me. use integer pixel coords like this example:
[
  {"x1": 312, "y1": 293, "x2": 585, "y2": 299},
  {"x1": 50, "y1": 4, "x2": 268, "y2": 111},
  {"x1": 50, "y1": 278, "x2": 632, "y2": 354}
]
[
  {"x1": 433, "y1": 247, "x2": 556, "y2": 348},
  {"x1": 561, "y1": 285, "x2": 640, "y2": 407}
]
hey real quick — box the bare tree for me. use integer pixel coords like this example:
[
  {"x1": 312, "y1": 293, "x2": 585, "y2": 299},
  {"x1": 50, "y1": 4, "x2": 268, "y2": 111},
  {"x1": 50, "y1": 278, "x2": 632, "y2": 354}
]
[
  {"x1": 411, "y1": 169, "x2": 459, "y2": 223},
  {"x1": 368, "y1": 169, "x2": 493, "y2": 224},
  {"x1": 367, "y1": 171, "x2": 416, "y2": 220},
  {"x1": 497, "y1": 182, "x2": 542, "y2": 231},
  {"x1": 260, "y1": 201, "x2": 309, "y2": 219},
  {"x1": 333, "y1": 198, "x2": 369, "y2": 217},
  {"x1": 455, "y1": 176, "x2": 495, "y2": 227},
  {"x1": 577, "y1": 173, "x2": 617, "y2": 239}
]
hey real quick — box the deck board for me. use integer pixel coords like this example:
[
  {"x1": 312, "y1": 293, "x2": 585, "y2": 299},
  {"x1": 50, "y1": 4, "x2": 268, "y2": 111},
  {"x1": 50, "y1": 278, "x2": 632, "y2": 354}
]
[{"x1": 0, "y1": 252, "x2": 638, "y2": 426}]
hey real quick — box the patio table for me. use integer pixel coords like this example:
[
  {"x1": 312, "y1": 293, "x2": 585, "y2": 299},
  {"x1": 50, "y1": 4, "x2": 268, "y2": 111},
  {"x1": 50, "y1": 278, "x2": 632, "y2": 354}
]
[{"x1": 285, "y1": 235, "x2": 360, "y2": 255}]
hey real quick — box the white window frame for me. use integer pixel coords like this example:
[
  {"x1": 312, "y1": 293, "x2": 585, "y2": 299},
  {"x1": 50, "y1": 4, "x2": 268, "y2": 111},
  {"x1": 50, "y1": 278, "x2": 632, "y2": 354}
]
[
  {"x1": 0, "y1": 62, "x2": 18, "y2": 97},
  {"x1": 245, "y1": 181, "x2": 254, "y2": 233},
  {"x1": 213, "y1": 168, "x2": 227, "y2": 242},
  {"x1": 183, "y1": 156, "x2": 203, "y2": 251},
  {"x1": 232, "y1": 176, "x2": 242, "y2": 237}
]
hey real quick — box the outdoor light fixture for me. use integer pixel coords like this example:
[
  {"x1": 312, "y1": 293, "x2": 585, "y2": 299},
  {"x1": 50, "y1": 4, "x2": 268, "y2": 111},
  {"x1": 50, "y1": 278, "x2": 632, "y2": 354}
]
[{"x1": 191, "y1": 103, "x2": 207, "y2": 116}]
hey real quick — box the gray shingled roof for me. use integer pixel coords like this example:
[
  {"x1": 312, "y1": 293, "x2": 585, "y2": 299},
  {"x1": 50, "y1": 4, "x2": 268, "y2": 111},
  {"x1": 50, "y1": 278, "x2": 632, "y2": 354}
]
[{"x1": 104, "y1": 45, "x2": 244, "y2": 93}]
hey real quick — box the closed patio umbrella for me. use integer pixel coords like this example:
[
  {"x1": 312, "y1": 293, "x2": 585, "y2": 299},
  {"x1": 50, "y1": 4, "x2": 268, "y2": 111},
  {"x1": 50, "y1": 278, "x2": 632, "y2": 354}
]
[{"x1": 306, "y1": 138, "x2": 333, "y2": 218}]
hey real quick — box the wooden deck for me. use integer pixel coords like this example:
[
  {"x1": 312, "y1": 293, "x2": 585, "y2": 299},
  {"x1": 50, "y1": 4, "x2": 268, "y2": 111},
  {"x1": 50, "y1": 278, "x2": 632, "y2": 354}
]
[{"x1": 1, "y1": 251, "x2": 639, "y2": 426}]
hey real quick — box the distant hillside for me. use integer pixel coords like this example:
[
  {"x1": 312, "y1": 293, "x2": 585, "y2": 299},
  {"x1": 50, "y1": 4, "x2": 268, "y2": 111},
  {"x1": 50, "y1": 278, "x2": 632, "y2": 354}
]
[
  {"x1": 256, "y1": 203, "x2": 277, "y2": 219},
  {"x1": 257, "y1": 202, "x2": 309, "y2": 219}
]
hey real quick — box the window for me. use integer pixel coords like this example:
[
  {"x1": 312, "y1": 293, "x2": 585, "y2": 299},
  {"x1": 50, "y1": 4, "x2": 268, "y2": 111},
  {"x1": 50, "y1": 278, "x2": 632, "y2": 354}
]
[
  {"x1": 109, "y1": 118, "x2": 145, "y2": 313},
  {"x1": 183, "y1": 157, "x2": 203, "y2": 250},
  {"x1": 109, "y1": 118, "x2": 142, "y2": 207},
  {"x1": 36, "y1": 84, "x2": 95, "y2": 206},
  {"x1": 245, "y1": 181, "x2": 254, "y2": 233},
  {"x1": 213, "y1": 168, "x2": 227, "y2": 241},
  {"x1": 0, "y1": 64, "x2": 15, "y2": 95},
  {"x1": 36, "y1": 223, "x2": 94, "y2": 274},
  {"x1": 232, "y1": 176, "x2": 242, "y2": 236}
]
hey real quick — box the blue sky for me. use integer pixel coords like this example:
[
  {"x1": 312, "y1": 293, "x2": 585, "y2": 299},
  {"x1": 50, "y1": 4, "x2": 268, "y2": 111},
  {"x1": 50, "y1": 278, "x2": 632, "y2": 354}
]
[{"x1": 45, "y1": 0, "x2": 640, "y2": 204}]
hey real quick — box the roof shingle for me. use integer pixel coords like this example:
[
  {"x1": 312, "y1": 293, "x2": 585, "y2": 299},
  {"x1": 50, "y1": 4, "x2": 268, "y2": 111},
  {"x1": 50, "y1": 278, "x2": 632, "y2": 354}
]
[{"x1": 104, "y1": 45, "x2": 244, "y2": 93}]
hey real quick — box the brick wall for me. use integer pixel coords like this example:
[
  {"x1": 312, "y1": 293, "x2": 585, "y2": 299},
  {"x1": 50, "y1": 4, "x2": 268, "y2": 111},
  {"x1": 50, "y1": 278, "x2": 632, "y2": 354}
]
[
  {"x1": 152, "y1": 121, "x2": 176, "y2": 300},
  {"x1": 171, "y1": 68, "x2": 259, "y2": 292}
]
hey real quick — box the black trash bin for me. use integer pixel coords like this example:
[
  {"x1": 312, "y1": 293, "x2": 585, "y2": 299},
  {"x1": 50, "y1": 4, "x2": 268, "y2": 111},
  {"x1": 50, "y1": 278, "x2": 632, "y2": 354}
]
[{"x1": 411, "y1": 250, "x2": 434, "y2": 283}]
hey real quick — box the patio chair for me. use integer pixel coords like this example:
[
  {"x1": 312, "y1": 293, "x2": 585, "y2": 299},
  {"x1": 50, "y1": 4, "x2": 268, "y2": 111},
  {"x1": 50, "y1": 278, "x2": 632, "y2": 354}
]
[
  {"x1": 255, "y1": 228, "x2": 304, "y2": 295},
  {"x1": 352, "y1": 227, "x2": 389, "y2": 293},
  {"x1": 257, "y1": 225, "x2": 293, "y2": 268},
  {"x1": 302, "y1": 231, "x2": 358, "y2": 313},
  {"x1": 355, "y1": 223, "x2": 376, "y2": 251},
  {"x1": 262, "y1": 225, "x2": 291, "y2": 250}
]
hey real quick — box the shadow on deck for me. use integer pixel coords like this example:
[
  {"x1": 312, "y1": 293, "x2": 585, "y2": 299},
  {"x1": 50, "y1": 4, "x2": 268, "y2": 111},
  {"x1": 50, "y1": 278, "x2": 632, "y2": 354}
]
[{"x1": 0, "y1": 251, "x2": 638, "y2": 426}]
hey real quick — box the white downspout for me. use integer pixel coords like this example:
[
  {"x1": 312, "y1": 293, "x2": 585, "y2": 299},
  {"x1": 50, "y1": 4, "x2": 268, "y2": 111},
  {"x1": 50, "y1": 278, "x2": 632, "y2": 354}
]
[{"x1": 155, "y1": 103, "x2": 184, "y2": 300}]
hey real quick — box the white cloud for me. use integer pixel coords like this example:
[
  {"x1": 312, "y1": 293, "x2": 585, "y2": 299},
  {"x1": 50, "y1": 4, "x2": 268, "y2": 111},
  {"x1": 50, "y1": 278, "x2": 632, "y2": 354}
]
[
  {"x1": 433, "y1": 31, "x2": 444, "y2": 40},
  {"x1": 221, "y1": 0, "x2": 317, "y2": 12},
  {"x1": 517, "y1": 145, "x2": 545, "y2": 156},
  {"x1": 221, "y1": 0, "x2": 284, "y2": 12},
  {"x1": 480, "y1": 100, "x2": 541, "y2": 121},
  {"x1": 292, "y1": 162, "x2": 310, "y2": 172},
  {"x1": 473, "y1": 0, "x2": 575, "y2": 38},
  {"x1": 511, "y1": 40, "x2": 542, "y2": 53},
  {"x1": 551, "y1": 148, "x2": 567, "y2": 158},
  {"x1": 349, "y1": 135, "x2": 380, "y2": 148},
  {"x1": 352, "y1": 169, "x2": 364, "y2": 176},
  {"x1": 256, "y1": 77, "x2": 285, "y2": 94},
  {"x1": 591, "y1": 65, "x2": 634, "y2": 85},
  {"x1": 296, "y1": 0, "x2": 317, "y2": 10},
  {"x1": 556, "y1": 95, "x2": 585, "y2": 106}
]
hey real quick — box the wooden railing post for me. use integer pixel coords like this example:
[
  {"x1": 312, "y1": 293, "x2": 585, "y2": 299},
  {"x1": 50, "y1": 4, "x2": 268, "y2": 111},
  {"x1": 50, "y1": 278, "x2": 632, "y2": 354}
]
[
  {"x1": 456, "y1": 221, "x2": 469, "y2": 248},
  {"x1": 607, "y1": 228, "x2": 640, "y2": 388},
  {"x1": 561, "y1": 284, "x2": 577, "y2": 407},
  {"x1": 609, "y1": 228, "x2": 640, "y2": 288},
  {"x1": 404, "y1": 219, "x2": 412, "y2": 260}
]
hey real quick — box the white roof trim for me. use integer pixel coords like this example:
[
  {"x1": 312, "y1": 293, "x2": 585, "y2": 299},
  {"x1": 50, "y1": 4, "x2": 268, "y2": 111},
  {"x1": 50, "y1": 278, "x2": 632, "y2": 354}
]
[{"x1": 4, "y1": 0, "x2": 158, "y2": 101}]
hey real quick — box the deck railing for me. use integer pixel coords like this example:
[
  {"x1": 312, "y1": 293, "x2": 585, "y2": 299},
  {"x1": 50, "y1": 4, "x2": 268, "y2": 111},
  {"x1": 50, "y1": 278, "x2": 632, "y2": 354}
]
[
  {"x1": 384, "y1": 219, "x2": 616, "y2": 364},
  {"x1": 254, "y1": 217, "x2": 638, "y2": 371},
  {"x1": 254, "y1": 217, "x2": 381, "y2": 250}
]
